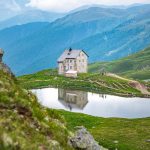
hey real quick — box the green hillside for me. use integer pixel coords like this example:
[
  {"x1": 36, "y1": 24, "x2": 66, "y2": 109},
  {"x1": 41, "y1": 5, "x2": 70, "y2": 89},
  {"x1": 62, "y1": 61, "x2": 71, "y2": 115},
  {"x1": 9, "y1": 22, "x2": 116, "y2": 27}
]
[
  {"x1": 89, "y1": 46, "x2": 150, "y2": 80},
  {"x1": 58, "y1": 110, "x2": 150, "y2": 150},
  {"x1": 18, "y1": 69, "x2": 150, "y2": 97},
  {"x1": 0, "y1": 70, "x2": 72, "y2": 150}
]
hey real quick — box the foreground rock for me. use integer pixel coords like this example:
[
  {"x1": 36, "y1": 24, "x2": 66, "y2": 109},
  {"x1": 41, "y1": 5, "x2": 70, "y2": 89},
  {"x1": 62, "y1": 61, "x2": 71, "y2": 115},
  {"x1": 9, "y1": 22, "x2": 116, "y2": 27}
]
[
  {"x1": 0, "y1": 63, "x2": 12, "y2": 75},
  {"x1": 0, "y1": 48, "x2": 13, "y2": 75},
  {"x1": 69, "y1": 126, "x2": 101, "y2": 150}
]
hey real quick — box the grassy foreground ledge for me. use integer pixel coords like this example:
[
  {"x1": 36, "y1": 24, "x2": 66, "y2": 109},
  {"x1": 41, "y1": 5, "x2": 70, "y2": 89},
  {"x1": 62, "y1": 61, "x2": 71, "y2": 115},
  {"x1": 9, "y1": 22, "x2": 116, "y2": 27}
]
[
  {"x1": 18, "y1": 69, "x2": 146, "y2": 97},
  {"x1": 0, "y1": 70, "x2": 73, "y2": 149},
  {"x1": 57, "y1": 110, "x2": 150, "y2": 150}
]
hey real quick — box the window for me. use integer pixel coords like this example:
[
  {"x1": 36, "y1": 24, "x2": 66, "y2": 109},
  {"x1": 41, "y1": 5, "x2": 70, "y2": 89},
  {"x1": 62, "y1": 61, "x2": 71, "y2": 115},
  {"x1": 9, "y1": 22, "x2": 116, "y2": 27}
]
[
  {"x1": 70, "y1": 60, "x2": 72, "y2": 63},
  {"x1": 64, "y1": 66, "x2": 68, "y2": 70},
  {"x1": 70, "y1": 66, "x2": 72, "y2": 69},
  {"x1": 83, "y1": 60, "x2": 84, "y2": 62}
]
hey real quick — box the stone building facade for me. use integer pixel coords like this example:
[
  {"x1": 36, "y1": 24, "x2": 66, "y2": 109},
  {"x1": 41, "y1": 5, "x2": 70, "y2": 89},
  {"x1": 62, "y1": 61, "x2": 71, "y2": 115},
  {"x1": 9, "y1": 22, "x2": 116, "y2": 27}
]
[{"x1": 57, "y1": 48, "x2": 88, "y2": 75}]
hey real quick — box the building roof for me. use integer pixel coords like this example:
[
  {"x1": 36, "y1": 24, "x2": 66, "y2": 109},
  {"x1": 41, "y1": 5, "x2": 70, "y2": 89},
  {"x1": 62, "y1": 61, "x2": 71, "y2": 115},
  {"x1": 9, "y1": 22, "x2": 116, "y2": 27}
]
[
  {"x1": 57, "y1": 49, "x2": 88, "y2": 62},
  {"x1": 0, "y1": 48, "x2": 4, "y2": 55}
]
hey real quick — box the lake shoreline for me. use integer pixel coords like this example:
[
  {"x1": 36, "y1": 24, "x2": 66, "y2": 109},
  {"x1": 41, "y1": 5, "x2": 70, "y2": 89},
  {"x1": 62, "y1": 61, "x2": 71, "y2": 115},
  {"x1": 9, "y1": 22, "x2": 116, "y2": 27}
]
[
  {"x1": 30, "y1": 85, "x2": 150, "y2": 98},
  {"x1": 31, "y1": 87, "x2": 150, "y2": 118},
  {"x1": 18, "y1": 69, "x2": 150, "y2": 98}
]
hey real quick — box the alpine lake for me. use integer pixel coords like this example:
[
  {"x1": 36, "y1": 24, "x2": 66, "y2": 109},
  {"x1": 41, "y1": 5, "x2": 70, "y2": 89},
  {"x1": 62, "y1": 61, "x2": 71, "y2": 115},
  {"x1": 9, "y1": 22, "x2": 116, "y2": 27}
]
[{"x1": 31, "y1": 88, "x2": 150, "y2": 119}]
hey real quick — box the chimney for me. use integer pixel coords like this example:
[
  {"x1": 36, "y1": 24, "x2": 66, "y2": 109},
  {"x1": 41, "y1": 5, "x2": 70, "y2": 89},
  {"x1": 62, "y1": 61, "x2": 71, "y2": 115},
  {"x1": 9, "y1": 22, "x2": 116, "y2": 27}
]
[
  {"x1": 69, "y1": 47, "x2": 72, "y2": 52},
  {"x1": 0, "y1": 48, "x2": 4, "y2": 63}
]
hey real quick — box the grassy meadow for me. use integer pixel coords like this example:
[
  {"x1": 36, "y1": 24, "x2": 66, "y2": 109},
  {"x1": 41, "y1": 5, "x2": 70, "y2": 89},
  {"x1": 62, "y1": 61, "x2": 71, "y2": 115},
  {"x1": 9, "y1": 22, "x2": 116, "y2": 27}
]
[
  {"x1": 57, "y1": 110, "x2": 150, "y2": 150},
  {"x1": 18, "y1": 69, "x2": 144, "y2": 97}
]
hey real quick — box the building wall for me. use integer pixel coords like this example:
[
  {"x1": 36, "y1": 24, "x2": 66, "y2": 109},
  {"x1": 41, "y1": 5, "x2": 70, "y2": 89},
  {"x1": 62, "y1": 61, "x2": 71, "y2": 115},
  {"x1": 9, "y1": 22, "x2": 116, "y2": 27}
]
[
  {"x1": 58, "y1": 51, "x2": 88, "y2": 74},
  {"x1": 76, "y1": 51, "x2": 88, "y2": 73},
  {"x1": 63, "y1": 59, "x2": 76, "y2": 71},
  {"x1": 58, "y1": 63, "x2": 64, "y2": 75},
  {"x1": 65, "y1": 72, "x2": 77, "y2": 78}
]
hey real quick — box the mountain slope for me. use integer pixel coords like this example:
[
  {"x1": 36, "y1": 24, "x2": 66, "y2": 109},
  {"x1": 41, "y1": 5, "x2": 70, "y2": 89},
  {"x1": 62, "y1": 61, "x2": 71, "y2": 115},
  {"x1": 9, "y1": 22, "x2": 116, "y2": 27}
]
[
  {"x1": 0, "y1": 5, "x2": 150, "y2": 75},
  {"x1": 72, "y1": 5, "x2": 150, "y2": 61},
  {"x1": 0, "y1": 65, "x2": 72, "y2": 149},
  {"x1": 89, "y1": 46, "x2": 150, "y2": 80},
  {"x1": 1, "y1": 7, "x2": 126, "y2": 75},
  {"x1": 0, "y1": 22, "x2": 49, "y2": 47}
]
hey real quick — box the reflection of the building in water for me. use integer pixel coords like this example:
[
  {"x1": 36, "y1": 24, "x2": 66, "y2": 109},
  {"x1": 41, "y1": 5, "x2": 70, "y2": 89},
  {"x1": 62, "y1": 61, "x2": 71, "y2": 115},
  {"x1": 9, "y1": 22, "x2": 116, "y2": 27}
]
[{"x1": 58, "y1": 89, "x2": 88, "y2": 110}]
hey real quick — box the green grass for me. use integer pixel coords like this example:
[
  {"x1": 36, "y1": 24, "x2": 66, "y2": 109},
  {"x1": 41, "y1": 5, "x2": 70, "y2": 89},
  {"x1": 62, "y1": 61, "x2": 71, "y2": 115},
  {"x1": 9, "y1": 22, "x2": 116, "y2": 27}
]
[
  {"x1": 121, "y1": 70, "x2": 150, "y2": 80},
  {"x1": 57, "y1": 110, "x2": 150, "y2": 150},
  {"x1": 0, "y1": 70, "x2": 72, "y2": 150},
  {"x1": 18, "y1": 69, "x2": 143, "y2": 97},
  {"x1": 1, "y1": 68, "x2": 150, "y2": 150},
  {"x1": 89, "y1": 46, "x2": 150, "y2": 80}
]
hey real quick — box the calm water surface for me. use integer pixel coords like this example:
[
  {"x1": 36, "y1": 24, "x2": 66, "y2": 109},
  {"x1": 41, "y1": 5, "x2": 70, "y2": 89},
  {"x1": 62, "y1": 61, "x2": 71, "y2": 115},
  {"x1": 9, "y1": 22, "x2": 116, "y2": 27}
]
[{"x1": 32, "y1": 88, "x2": 150, "y2": 118}]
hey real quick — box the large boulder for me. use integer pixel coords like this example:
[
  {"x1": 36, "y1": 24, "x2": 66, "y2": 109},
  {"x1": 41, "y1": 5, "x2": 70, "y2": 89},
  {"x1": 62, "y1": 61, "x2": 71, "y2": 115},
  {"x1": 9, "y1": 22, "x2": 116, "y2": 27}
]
[{"x1": 69, "y1": 126, "x2": 101, "y2": 150}]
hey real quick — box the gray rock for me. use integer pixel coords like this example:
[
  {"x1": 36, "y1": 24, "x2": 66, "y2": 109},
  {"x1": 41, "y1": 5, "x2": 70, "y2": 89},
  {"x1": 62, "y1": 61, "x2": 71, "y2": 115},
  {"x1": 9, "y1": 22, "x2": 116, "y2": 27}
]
[
  {"x1": 69, "y1": 126, "x2": 101, "y2": 150},
  {"x1": 0, "y1": 62, "x2": 13, "y2": 75},
  {"x1": 146, "y1": 139, "x2": 150, "y2": 142}
]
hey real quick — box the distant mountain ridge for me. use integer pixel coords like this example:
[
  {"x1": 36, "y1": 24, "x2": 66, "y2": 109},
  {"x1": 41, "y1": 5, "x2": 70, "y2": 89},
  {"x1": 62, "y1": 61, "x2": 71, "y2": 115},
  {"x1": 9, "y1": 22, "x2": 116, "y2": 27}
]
[
  {"x1": 68, "y1": 3, "x2": 149, "y2": 13},
  {"x1": 0, "y1": 10, "x2": 64, "y2": 30},
  {"x1": 0, "y1": 4, "x2": 150, "y2": 75},
  {"x1": 0, "y1": 3, "x2": 149, "y2": 30}
]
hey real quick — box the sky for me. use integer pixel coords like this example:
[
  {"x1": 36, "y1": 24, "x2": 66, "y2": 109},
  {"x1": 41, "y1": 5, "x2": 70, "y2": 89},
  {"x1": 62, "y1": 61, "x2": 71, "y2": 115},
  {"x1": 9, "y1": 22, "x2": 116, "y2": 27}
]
[
  {"x1": 26, "y1": 0, "x2": 150, "y2": 12},
  {"x1": 0, "y1": 0, "x2": 150, "y2": 13},
  {"x1": 0, "y1": 0, "x2": 21, "y2": 11}
]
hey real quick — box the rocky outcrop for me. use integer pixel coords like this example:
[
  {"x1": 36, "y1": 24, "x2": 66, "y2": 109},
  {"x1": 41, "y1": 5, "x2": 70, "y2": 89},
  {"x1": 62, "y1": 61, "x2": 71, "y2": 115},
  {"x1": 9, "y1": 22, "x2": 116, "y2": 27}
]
[
  {"x1": 0, "y1": 62, "x2": 12, "y2": 75},
  {"x1": 0, "y1": 49, "x2": 12, "y2": 75},
  {"x1": 69, "y1": 126, "x2": 101, "y2": 150}
]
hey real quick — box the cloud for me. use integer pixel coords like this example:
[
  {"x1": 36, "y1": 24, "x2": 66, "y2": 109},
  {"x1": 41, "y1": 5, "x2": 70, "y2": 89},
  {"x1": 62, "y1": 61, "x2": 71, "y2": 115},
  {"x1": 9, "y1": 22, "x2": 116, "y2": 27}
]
[
  {"x1": 26, "y1": 0, "x2": 81, "y2": 12},
  {"x1": 26, "y1": 0, "x2": 150, "y2": 12},
  {"x1": 0, "y1": 0, "x2": 21, "y2": 11}
]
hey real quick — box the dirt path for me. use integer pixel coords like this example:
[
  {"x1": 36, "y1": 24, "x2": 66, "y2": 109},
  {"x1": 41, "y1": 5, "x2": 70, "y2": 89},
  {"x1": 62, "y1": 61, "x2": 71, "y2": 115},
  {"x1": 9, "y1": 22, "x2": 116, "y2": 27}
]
[
  {"x1": 106, "y1": 73, "x2": 150, "y2": 95},
  {"x1": 129, "y1": 81, "x2": 150, "y2": 95}
]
